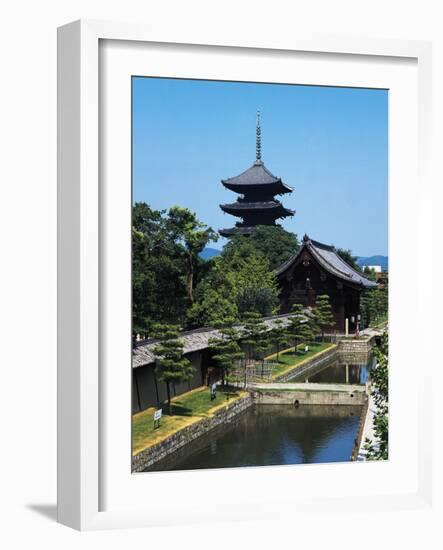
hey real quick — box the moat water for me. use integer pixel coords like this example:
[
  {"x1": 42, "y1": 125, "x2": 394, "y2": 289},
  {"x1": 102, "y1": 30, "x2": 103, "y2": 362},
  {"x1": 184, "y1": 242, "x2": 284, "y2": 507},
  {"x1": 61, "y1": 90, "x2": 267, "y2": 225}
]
[
  {"x1": 287, "y1": 351, "x2": 375, "y2": 384},
  {"x1": 143, "y1": 352, "x2": 373, "y2": 472},
  {"x1": 144, "y1": 403, "x2": 362, "y2": 472}
]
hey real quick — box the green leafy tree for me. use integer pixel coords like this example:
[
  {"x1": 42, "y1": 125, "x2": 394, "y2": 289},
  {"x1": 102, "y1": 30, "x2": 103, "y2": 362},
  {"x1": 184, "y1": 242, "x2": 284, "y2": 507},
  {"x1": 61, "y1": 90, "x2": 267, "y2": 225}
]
[
  {"x1": 132, "y1": 202, "x2": 219, "y2": 335},
  {"x1": 269, "y1": 318, "x2": 289, "y2": 362},
  {"x1": 336, "y1": 248, "x2": 362, "y2": 272},
  {"x1": 208, "y1": 318, "x2": 244, "y2": 387},
  {"x1": 132, "y1": 227, "x2": 154, "y2": 337},
  {"x1": 361, "y1": 287, "x2": 388, "y2": 328},
  {"x1": 222, "y1": 225, "x2": 299, "y2": 270},
  {"x1": 167, "y1": 206, "x2": 218, "y2": 303},
  {"x1": 132, "y1": 204, "x2": 189, "y2": 335},
  {"x1": 313, "y1": 294, "x2": 335, "y2": 341},
  {"x1": 187, "y1": 288, "x2": 238, "y2": 328},
  {"x1": 364, "y1": 332, "x2": 389, "y2": 460},
  {"x1": 225, "y1": 249, "x2": 280, "y2": 317},
  {"x1": 236, "y1": 287, "x2": 278, "y2": 318},
  {"x1": 190, "y1": 249, "x2": 279, "y2": 326},
  {"x1": 152, "y1": 324, "x2": 195, "y2": 414},
  {"x1": 363, "y1": 266, "x2": 377, "y2": 282},
  {"x1": 187, "y1": 258, "x2": 238, "y2": 327}
]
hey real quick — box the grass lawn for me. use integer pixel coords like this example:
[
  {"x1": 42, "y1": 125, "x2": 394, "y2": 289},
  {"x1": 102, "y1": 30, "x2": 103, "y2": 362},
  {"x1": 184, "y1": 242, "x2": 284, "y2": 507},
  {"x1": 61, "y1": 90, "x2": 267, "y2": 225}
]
[
  {"x1": 369, "y1": 314, "x2": 388, "y2": 329},
  {"x1": 266, "y1": 342, "x2": 336, "y2": 380},
  {"x1": 132, "y1": 385, "x2": 244, "y2": 455}
]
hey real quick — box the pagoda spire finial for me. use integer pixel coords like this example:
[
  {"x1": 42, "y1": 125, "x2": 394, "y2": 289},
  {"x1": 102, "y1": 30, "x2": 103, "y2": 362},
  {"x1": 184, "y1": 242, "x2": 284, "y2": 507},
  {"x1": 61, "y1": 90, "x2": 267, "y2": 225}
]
[{"x1": 255, "y1": 110, "x2": 262, "y2": 164}]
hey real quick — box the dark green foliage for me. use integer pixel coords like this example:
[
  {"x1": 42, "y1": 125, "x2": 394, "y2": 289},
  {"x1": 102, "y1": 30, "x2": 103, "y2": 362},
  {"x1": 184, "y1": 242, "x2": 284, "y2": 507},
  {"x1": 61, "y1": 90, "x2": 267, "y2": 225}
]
[
  {"x1": 336, "y1": 248, "x2": 362, "y2": 272},
  {"x1": 152, "y1": 324, "x2": 195, "y2": 414},
  {"x1": 132, "y1": 202, "x2": 217, "y2": 336},
  {"x1": 222, "y1": 225, "x2": 299, "y2": 270},
  {"x1": 132, "y1": 205, "x2": 189, "y2": 336},
  {"x1": 287, "y1": 303, "x2": 307, "y2": 352},
  {"x1": 167, "y1": 206, "x2": 218, "y2": 303},
  {"x1": 364, "y1": 332, "x2": 389, "y2": 460},
  {"x1": 298, "y1": 319, "x2": 315, "y2": 348},
  {"x1": 241, "y1": 311, "x2": 268, "y2": 363},
  {"x1": 208, "y1": 317, "x2": 244, "y2": 386},
  {"x1": 313, "y1": 294, "x2": 335, "y2": 340},
  {"x1": 189, "y1": 246, "x2": 279, "y2": 327},
  {"x1": 268, "y1": 318, "x2": 289, "y2": 361},
  {"x1": 187, "y1": 258, "x2": 238, "y2": 327},
  {"x1": 363, "y1": 265, "x2": 377, "y2": 281},
  {"x1": 237, "y1": 287, "x2": 278, "y2": 318},
  {"x1": 361, "y1": 286, "x2": 388, "y2": 327}
]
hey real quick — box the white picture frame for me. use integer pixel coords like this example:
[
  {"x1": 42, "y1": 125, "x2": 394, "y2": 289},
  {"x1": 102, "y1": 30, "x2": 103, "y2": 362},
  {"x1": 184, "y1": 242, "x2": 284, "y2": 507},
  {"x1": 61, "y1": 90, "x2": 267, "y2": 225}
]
[{"x1": 57, "y1": 19, "x2": 434, "y2": 531}]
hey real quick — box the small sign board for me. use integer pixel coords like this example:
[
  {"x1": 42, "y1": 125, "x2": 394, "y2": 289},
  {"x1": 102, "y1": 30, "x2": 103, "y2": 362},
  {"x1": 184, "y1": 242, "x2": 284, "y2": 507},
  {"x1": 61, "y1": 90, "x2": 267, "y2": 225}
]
[
  {"x1": 210, "y1": 383, "x2": 217, "y2": 400},
  {"x1": 153, "y1": 408, "x2": 162, "y2": 429}
]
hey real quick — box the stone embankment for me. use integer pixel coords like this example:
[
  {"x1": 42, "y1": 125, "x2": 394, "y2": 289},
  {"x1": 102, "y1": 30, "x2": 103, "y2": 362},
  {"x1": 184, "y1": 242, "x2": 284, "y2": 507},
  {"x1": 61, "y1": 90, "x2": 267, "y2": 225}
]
[
  {"x1": 249, "y1": 382, "x2": 367, "y2": 406},
  {"x1": 273, "y1": 346, "x2": 338, "y2": 382},
  {"x1": 132, "y1": 393, "x2": 253, "y2": 472}
]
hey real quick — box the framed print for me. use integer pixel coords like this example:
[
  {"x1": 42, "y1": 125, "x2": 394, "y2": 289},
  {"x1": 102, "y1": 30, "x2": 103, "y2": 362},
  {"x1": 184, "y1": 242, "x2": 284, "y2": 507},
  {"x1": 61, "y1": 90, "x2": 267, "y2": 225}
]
[{"x1": 57, "y1": 20, "x2": 434, "y2": 531}]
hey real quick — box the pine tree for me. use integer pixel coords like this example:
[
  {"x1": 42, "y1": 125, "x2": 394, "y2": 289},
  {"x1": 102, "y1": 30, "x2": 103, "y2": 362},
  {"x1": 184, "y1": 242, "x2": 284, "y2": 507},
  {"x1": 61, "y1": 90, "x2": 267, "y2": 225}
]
[
  {"x1": 287, "y1": 303, "x2": 306, "y2": 353},
  {"x1": 241, "y1": 312, "x2": 268, "y2": 364},
  {"x1": 298, "y1": 319, "x2": 314, "y2": 351},
  {"x1": 208, "y1": 317, "x2": 244, "y2": 387},
  {"x1": 313, "y1": 294, "x2": 335, "y2": 341},
  {"x1": 269, "y1": 318, "x2": 289, "y2": 362},
  {"x1": 152, "y1": 324, "x2": 195, "y2": 414}
]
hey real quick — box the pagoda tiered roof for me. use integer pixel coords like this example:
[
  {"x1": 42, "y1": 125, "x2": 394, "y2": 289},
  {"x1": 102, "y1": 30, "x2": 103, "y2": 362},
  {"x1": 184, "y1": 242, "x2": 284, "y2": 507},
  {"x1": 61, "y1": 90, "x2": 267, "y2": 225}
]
[
  {"x1": 220, "y1": 200, "x2": 294, "y2": 218},
  {"x1": 218, "y1": 111, "x2": 295, "y2": 238},
  {"x1": 221, "y1": 161, "x2": 293, "y2": 195}
]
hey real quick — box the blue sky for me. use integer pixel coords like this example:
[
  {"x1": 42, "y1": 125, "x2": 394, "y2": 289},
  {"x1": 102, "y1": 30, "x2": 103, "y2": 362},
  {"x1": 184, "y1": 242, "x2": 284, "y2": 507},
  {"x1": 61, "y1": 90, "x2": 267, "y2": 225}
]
[{"x1": 132, "y1": 77, "x2": 388, "y2": 257}]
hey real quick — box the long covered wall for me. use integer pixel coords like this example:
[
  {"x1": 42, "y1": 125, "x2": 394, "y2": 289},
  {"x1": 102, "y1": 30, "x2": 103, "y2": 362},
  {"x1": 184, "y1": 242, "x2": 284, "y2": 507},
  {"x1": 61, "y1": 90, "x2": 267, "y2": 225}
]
[{"x1": 132, "y1": 351, "x2": 206, "y2": 413}]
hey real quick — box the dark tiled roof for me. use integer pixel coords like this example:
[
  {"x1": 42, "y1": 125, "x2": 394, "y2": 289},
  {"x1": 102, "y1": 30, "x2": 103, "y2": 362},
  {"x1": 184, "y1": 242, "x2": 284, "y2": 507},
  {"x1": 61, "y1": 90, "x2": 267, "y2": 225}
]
[
  {"x1": 221, "y1": 200, "x2": 278, "y2": 210},
  {"x1": 220, "y1": 200, "x2": 294, "y2": 215},
  {"x1": 132, "y1": 313, "x2": 307, "y2": 369},
  {"x1": 222, "y1": 161, "x2": 293, "y2": 193},
  {"x1": 219, "y1": 226, "x2": 255, "y2": 237},
  {"x1": 276, "y1": 235, "x2": 377, "y2": 289}
]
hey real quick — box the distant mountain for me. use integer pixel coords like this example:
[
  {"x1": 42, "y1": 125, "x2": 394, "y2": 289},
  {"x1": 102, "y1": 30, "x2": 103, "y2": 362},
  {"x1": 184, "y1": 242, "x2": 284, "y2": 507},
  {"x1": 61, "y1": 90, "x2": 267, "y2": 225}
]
[
  {"x1": 200, "y1": 247, "x2": 222, "y2": 260},
  {"x1": 356, "y1": 255, "x2": 388, "y2": 271}
]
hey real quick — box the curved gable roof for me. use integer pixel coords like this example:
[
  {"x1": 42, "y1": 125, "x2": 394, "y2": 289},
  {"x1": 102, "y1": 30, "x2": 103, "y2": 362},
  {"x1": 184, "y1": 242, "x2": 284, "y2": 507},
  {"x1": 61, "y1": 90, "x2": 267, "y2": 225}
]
[{"x1": 276, "y1": 235, "x2": 377, "y2": 289}]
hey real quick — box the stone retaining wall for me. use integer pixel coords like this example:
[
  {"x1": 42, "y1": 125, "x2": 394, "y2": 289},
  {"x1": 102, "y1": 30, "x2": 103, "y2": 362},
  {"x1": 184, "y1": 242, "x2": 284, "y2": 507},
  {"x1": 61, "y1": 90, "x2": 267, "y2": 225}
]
[
  {"x1": 274, "y1": 346, "x2": 338, "y2": 382},
  {"x1": 132, "y1": 393, "x2": 253, "y2": 472},
  {"x1": 337, "y1": 338, "x2": 373, "y2": 354},
  {"x1": 251, "y1": 388, "x2": 367, "y2": 406},
  {"x1": 351, "y1": 394, "x2": 370, "y2": 460}
]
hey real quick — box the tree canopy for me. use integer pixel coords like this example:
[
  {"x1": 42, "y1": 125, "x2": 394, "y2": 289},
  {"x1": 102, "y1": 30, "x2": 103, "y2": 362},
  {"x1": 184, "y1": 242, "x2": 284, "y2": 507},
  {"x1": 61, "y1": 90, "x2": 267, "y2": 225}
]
[
  {"x1": 132, "y1": 202, "x2": 217, "y2": 336},
  {"x1": 222, "y1": 225, "x2": 299, "y2": 270},
  {"x1": 364, "y1": 332, "x2": 389, "y2": 460},
  {"x1": 188, "y1": 244, "x2": 280, "y2": 327}
]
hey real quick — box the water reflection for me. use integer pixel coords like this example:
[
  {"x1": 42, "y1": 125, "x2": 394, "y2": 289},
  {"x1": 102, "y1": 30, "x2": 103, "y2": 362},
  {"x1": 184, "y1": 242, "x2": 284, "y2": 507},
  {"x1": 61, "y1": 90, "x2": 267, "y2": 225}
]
[
  {"x1": 144, "y1": 404, "x2": 362, "y2": 472},
  {"x1": 288, "y1": 352, "x2": 375, "y2": 384}
]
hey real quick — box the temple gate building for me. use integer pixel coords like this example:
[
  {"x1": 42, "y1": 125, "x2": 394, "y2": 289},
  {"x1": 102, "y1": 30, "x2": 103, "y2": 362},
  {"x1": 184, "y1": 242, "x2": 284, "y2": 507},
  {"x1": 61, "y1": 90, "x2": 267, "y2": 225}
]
[{"x1": 276, "y1": 234, "x2": 377, "y2": 331}]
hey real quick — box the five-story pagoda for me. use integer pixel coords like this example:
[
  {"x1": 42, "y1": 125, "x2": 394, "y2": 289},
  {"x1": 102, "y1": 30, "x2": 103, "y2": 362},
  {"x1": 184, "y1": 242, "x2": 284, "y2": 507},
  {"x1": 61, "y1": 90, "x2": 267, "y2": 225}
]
[{"x1": 219, "y1": 112, "x2": 295, "y2": 238}]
